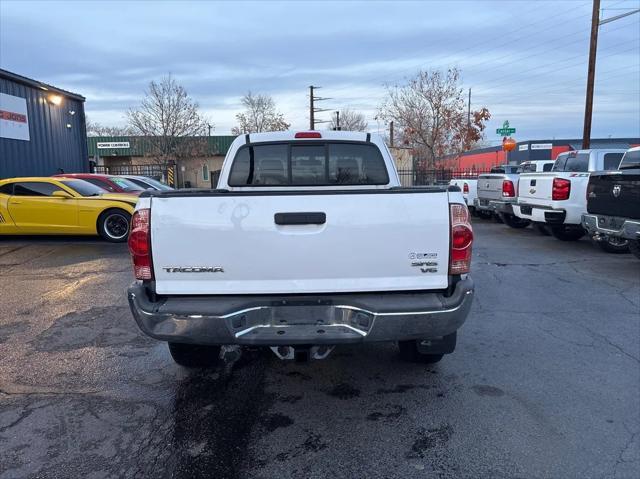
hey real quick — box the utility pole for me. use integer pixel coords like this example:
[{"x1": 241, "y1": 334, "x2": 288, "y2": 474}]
[
  {"x1": 582, "y1": 2, "x2": 639, "y2": 149},
  {"x1": 467, "y1": 88, "x2": 471, "y2": 128},
  {"x1": 389, "y1": 121, "x2": 394, "y2": 147},
  {"x1": 582, "y1": 0, "x2": 600, "y2": 149},
  {"x1": 207, "y1": 123, "x2": 212, "y2": 136},
  {"x1": 335, "y1": 111, "x2": 340, "y2": 130},
  {"x1": 308, "y1": 85, "x2": 331, "y2": 130},
  {"x1": 309, "y1": 86, "x2": 315, "y2": 130}
]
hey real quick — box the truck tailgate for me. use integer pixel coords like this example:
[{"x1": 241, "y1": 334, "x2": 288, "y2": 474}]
[
  {"x1": 478, "y1": 175, "x2": 507, "y2": 201},
  {"x1": 149, "y1": 190, "x2": 451, "y2": 295},
  {"x1": 518, "y1": 172, "x2": 557, "y2": 204}
]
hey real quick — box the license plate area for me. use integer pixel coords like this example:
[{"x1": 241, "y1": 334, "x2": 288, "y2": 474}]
[
  {"x1": 598, "y1": 216, "x2": 625, "y2": 230},
  {"x1": 520, "y1": 205, "x2": 532, "y2": 215}
]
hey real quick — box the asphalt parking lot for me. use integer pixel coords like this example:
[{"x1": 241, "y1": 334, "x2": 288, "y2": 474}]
[{"x1": 0, "y1": 220, "x2": 638, "y2": 479}]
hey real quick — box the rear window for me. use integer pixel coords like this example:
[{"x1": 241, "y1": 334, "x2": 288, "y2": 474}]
[
  {"x1": 603, "y1": 153, "x2": 624, "y2": 170},
  {"x1": 620, "y1": 150, "x2": 640, "y2": 169},
  {"x1": 519, "y1": 163, "x2": 537, "y2": 173},
  {"x1": 542, "y1": 163, "x2": 554, "y2": 172},
  {"x1": 553, "y1": 153, "x2": 589, "y2": 172},
  {"x1": 84, "y1": 178, "x2": 115, "y2": 191},
  {"x1": 228, "y1": 142, "x2": 389, "y2": 186}
]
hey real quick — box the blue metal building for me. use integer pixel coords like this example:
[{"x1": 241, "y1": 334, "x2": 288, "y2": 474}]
[{"x1": 0, "y1": 69, "x2": 88, "y2": 179}]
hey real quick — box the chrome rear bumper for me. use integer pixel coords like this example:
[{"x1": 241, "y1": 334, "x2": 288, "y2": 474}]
[
  {"x1": 582, "y1": 214, "x2": 640, "y2": 240},
  {"x1": 128, "y1": 278, "x2": 474, "y2": 346}
]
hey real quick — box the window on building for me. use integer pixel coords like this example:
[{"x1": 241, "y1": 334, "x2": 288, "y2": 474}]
[{"x1": 202, "y1": 163, "x2": 210, "y2": 181}]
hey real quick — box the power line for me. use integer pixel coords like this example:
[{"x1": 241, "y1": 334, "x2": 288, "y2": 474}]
[{"x1": 327, "y1": 0, "x2": 594, "y2": 96}]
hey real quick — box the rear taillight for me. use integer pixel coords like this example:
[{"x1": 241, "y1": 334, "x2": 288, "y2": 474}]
[
  {"x1": 552, "y1": 178, "x2": 571, "y2": 200},
  {"x1": 128, "y1": 208, "x2": 153, "y2": 280},
  {"x1": 463, "y1": 182, "x2": 469, "y2": 194},
  {"x1": 450, "y1": 204, "x2": 473, "y2": 275},
  {"x1": 502, "y1": 180, "x2": 516, "y2": 197}
]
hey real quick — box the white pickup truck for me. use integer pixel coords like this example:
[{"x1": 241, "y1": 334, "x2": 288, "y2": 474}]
[
  {"x1": 513, "y1": 149, "x2": 626, "y2": 241},
  {"x1": 127, "y1": 131, "x2": 474, "y2": 367},
  {"x1": 474, "y1": 161, "x2": 553, "y2": 227},
  {"x1": 449, "y1": 178, "x2": 478, "y2": 215}
]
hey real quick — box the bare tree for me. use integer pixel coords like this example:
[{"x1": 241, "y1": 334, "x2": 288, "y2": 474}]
[
  {"x1": 127, "y1": 75, "x2": 210, "y2": 170},
  {"x1": 327, "y1": 108, "x2": 368, "y2": 131},
  {"x1": 86, "y1": 118, "x2": 133, "y2": 137},
  {"x1": 231, "y1": 92, "x2": 290, "y2": 135},
  {"x1": 380, "y1": 68, "x2": 490, "y2": 168}
]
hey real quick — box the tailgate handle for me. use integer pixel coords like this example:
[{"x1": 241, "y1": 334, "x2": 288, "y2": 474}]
[{"x1": 274, "y1": 212, "x2": 326, "y2": 225}]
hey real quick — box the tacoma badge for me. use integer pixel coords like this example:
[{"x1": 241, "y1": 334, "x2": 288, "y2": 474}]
[{"x1": 163, "y1": 267, "x2": 225, "y2": 273}]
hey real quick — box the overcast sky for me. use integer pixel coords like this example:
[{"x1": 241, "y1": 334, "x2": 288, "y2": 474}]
[{"x1": 1, "y1": 0, "x2": 638, "y2": 142}]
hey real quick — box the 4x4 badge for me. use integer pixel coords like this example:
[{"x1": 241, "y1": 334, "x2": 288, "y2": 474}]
[{"x1": 612, "y1": 185, "x2": 621, "y2": 198}]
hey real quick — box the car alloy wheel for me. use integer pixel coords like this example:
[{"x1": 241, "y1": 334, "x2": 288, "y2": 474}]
[{"x1": 104, "y1": 212, "x2": 130, "y2": 240}]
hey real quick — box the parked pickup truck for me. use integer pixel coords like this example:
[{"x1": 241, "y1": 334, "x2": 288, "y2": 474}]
[
  {"x1": 449, "y1": 178, "x2": 478, "y2": 215},
  {"x1": 513, "y1": 149, "x2": 626, "y2": 241},
  {"x1": 582, "y1": 147, "x2": 640, "y2": 257},
  {"x1": 474, "y1": 161, "x2": 553, "y2": 227},
  {"x1": 474, "y1": 165, "x2": 519, "y2": 222},
  {"x1": 126, "y1": 131, "x2": 475, "y2": 367}
]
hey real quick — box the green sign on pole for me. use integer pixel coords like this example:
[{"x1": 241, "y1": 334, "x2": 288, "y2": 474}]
[{"x1": 496, "y1": 120, "x2": 516, "y2": 136}]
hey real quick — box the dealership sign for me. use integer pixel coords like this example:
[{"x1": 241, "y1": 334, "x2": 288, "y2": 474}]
[
  {"x1": 531, "y1": 143, "x2": 552, "y2": 150},
  {"x1": 97, "y1": 142, "x2": 130, "y2": 149},
  {"x1": 0, "y1": 93, "x2": 30, "y2": 141}
]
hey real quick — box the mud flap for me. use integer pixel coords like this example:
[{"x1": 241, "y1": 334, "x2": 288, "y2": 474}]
[{"x1": 416, "y1": 331, "x2": 457, "y2": 354}]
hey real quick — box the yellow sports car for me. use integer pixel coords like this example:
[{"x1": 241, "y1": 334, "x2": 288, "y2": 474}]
[{"x1": 0, "y1": 177, "x2": 138, "y2": 242}]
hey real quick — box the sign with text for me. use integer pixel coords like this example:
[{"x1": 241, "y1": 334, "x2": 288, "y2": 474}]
[
  {"x1": 97, "y1": 142, "x2": 130, "y2": 149},
  {"x1": 0, "y1": 93, "x2": 30, "y2": 141},
  {"x1": 531, "y1": 143, "x2": 552, "y2": 150},
  {"x1": 519, "y1": 144, "x2": 528, "y2": 151},
  {"x1": 496, "y1": 120, "x2": 516, "y2": 136}
]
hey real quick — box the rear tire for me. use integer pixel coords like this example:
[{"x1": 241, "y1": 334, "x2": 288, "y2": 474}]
[
  {"x1": 493, "y1": 214, "x2": 504, "y2": 224},
  {"x1": 168, "y1": 342, "x2": 221, "y2": 368},
  {"x1": 98, "y1": 209, "x2": 131, "y2": 243},
  {"x1": 596, "y1": 236, "x2": 630, "y2": 254},
  {"x1": 477, "y1": 210, "x2": 493, "y2": 220},
  {"x1": 629, "y1": 240, "x2": 640, "y2": 260},
  {"x1": 550, "y1": 225, "x2": 585, "y2": 241},
  {"x1": 534, "y1": 223, "x2": 551, "y2": 236},
  {"x1": 501, "y1": 213, "x2": 531, "y2": 229}
]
